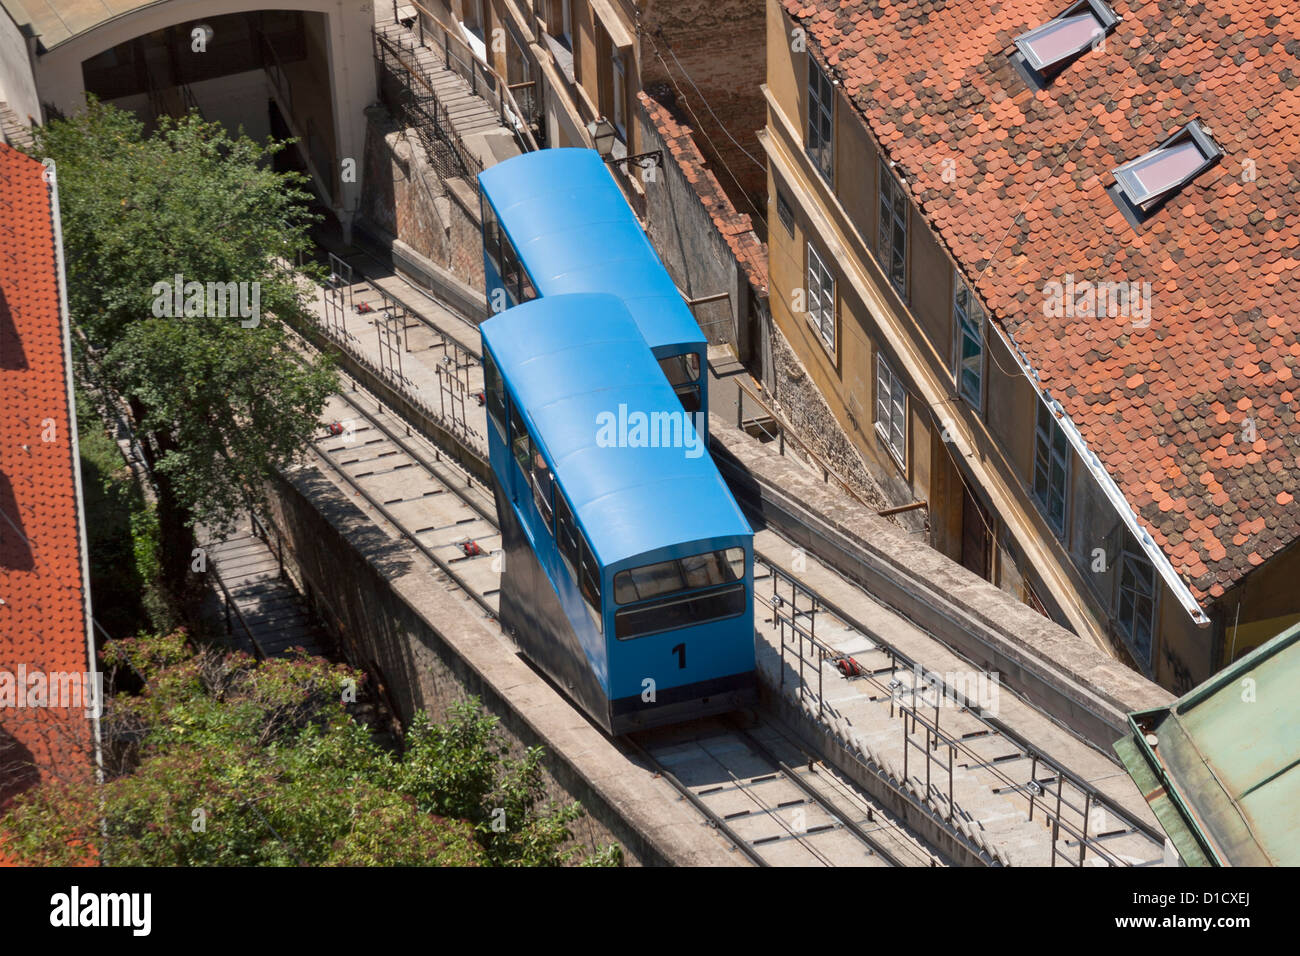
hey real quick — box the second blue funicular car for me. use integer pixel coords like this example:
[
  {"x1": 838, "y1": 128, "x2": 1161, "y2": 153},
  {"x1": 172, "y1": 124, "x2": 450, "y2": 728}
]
[{"x1": 478, "y1": 148, "x2": 710, "y2": 428}]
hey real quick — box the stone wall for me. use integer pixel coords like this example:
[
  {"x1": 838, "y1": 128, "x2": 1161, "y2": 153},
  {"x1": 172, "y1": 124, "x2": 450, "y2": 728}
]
[
  {"x1": 768, "y1": 329, "x2": 894, "y2": 514},
  {"x1": 638, "y1": 92, "x2": 767, "y2": 357},
  {"x1": 264, "y1": 466, "x2": 629, "y2": 862},
  {"x1": 360, "y1": 105, "x2": 484, "y2": 290}
]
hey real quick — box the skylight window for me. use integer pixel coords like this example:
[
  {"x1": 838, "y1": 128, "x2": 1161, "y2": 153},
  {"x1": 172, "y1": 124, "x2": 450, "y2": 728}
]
[
  {"x1": 1013, "y1": 0, "x2": 1118, "y2": 75},
  {"x1": 1111, "y1": 121, "x2": 1222, "y2": 212}
]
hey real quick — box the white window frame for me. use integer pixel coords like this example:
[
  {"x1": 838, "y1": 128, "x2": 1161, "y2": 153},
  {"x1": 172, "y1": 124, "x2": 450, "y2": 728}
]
[
  {"x1": 806, "y1": 58, "x2": 834, "y2": 182},
  {"x1": 1033, "y1": 402, "x2": 1070, "y2": 537},
  {"x1": 805, "y1": 242, "x2": 835, "y2": 353},
  {"x1": 952, "y1": 270, "x2": 985, "y2": 411},
  {"x1": 1115, "y1": 548, "x2": 1157, "y2": 666},
  {"x1": 875, "y1": 354, "x2": 907, "y2": 470},
  {"x1": 878, "y1": 159, "x2": 908, "y2": 296}
]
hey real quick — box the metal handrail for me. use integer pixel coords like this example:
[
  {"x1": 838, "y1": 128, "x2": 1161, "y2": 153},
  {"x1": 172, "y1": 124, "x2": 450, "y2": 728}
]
[
  {"x1": 733, "y1": 376, "x2": 927, "y2": 529},
  {"x1": 212, "y1": 564, "x2": 266, "y2": 661},
  {"x1": 393, "y1": 0, "x2": 540, "y2": 152},
  {"x1": 374, "y1": 28, "x2": 484, "y2": 180},
  {"x1": 756, "y1": 553, "x2": 1162, "y2": 866}
]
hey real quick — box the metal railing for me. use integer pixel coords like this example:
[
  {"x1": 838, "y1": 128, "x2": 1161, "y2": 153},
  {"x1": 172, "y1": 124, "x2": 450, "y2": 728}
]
[
  {"x1": 755, "y1": 554, "x2": 1165, "y2": 866},
  {"x1": 374, "y1": 27, "x2": 483, "y2": 181},
  {"x1": 212, "y1": 561, "x2": 266, "y2": 661},
  {"x1": 261, "y1": 32, "x2": 293, "y2": 115},
  {"x1": 306, "y1": 262, "x2": 487, "y2": 455},
  {"x1": 732, "y1": 376, "x2": 929, "y2": 530},
  {"x1": 392, "y1": 0, "x2": 540, "y2": 153}
]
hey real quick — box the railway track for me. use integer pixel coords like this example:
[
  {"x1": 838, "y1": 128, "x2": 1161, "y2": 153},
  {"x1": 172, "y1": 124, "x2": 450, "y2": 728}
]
[
  {"x1": 628, "y1": 719, "x2": 939, "y2": 867},
  {"x1": 286, "y1": 248, "x2": 1162, "y2": 867},
  {"x1": 292, "y1": 327, "x2": 943, "y2": 866},
  {"x1": 752, "y1": 552, "x2": 1168, "y2": 867},
  {"x1": 309, "y1": 382, "x2": 502, "y2": 617}
]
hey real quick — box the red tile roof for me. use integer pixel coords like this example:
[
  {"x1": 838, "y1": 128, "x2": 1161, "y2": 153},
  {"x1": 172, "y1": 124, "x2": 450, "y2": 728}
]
[
  {"x1": 640, "y1": 92, "x2": 770, "y2": 295},
  {"x1": 782, "y1": 0, "x2": 1300, "y2": 603},
  {"x1": 0, "y1": 143, "x2": 97, "y2": 817}
]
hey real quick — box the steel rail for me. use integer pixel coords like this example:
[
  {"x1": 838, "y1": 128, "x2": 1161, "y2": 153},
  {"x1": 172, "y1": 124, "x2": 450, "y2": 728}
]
[
  {"x1": 753, "y1": 549, "x2": 1165, "y2": 860},
  {"x1": 729, "y1": 725, "x2": 906, "y2": 867},
  {"x1": 622, "y1": 736, "x2": 768, "y2": 867}
]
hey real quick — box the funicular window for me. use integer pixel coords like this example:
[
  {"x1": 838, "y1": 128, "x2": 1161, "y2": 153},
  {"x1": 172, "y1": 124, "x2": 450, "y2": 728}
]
[
  {"x1": 579, "y1": 535, "x2": 603, "y2": 632},
  {"x1": 509, "y1": 401, "x2": 531, "y2": 491},
  {"x1": 531, "y1": 446, "x2": 554, "y2": 531},
  {"x1": 555, "y1": 487, "x2": 580, "y2": 576},
  {"x1": 500, "y1": 236, "x2": 522, "y2": 305},
  {"x1": 484, "y1": 351, "x2": 506, "y2": 441},
  {"x1": 482, "y1": 200, "x2": 503, "y2": 276},
  {"x1": 613, "y1": 547, "x2": 746, "y2": 640},
  {"x1": 658, "y1": 352, "x2": 702, "y2": 413}
]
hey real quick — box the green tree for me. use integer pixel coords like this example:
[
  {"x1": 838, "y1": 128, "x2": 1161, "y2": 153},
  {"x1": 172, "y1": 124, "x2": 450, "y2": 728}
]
[
  {"x1": 30, "y1": 100, "x2": 336, "y2": 596},
  {"x1": 0, "y1": 634, "x2": 619, "y2": 867}
]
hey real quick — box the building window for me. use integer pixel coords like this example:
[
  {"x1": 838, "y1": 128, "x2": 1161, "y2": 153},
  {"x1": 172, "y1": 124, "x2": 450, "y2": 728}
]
[
  {"x1": 875, "y1": 354, "x2": 906, "y2": 469},
  {"x1": 611, "y1": 51, "x2": 627, "y2": 140},
  {"x1": 1111, "y1": 120, "x2": 1222, "y2": 214},
  {"x1": 1013, "y1": 0, "x2": 1118, "y2": 78},
  {"x1": 548, "y1": 0, "x2": 569, "y2": 47},
  {"x1": 776, "y1": 189, "x2": 795, "y2": 236},
  {"x1": 806, "y1": 58, "x2": 833, "y2": 181},
  {"x1": 806, "y1": 242, "x2": 835, "y2": 352},
  {"x1": 953, "y1": 272, "x2": 984, "y2": 409},
  {"x1": 1116, "y1": 550, "x2": 1155, "y2": 664},
  {"x1": 1033, "y1": 401, "x2": 1069, "y2": 536},
  {"x1": 878, "y1": 160, "x2": 908, "y2": 295}
]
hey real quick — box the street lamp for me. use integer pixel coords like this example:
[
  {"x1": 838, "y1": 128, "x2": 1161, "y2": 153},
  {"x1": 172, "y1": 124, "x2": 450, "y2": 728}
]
[
  {"x1": 587, "y1": 115, "x2": 662, "y2": 173},
  {"x1": 586, "y1": 117, "x2": 617, "y2": 158}
]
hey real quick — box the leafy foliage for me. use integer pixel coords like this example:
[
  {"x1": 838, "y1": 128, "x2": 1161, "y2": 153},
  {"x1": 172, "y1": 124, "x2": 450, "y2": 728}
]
[
  {"x1": 30, "y1": 99, "x2": 336, "y2": 571},
  {"x1": 0, "y1": 634, "x2": 619, "y2": 867}
]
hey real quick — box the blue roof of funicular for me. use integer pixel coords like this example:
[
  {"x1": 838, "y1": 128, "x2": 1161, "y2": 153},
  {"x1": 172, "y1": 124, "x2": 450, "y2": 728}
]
[
  {"x1": 477, "y1": 148, "x2": 706, "y2": 357},
  {"x1": 480, "y1": 293, "x2": 748, "y2": 567}
]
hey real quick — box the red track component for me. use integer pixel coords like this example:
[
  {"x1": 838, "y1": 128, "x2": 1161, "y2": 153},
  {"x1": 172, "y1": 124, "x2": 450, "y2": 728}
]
[{"x1": 834, "y1": 657, "x2": 863, "y2": 678}]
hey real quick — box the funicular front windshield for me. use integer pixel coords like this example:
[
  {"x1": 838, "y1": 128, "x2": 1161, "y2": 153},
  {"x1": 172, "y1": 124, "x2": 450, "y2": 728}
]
[{"x1": 613, "y1": 547, "x2": 745, "y2": 640}]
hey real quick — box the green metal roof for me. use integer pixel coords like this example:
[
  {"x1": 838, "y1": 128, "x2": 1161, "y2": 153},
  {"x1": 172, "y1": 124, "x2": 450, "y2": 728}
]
[{"x1": 1114, "y1": 620, "x2": 1300, "y2": 866}]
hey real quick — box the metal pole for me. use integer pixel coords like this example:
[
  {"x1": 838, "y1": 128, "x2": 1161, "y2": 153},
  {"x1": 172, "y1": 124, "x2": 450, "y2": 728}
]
[
  {"x1": 947, "y1": 745, "x2": 954, "y2": 822},
  {"x1": 925, "y1": 727, "x2": 932, "y2": 797},
  {"x1": 902, "y1": 709, "x2": 909, "y2": 785},
  {"x1": 1079, "y1": 792, "x2": 1091, "y2": 866},
  {"x1": 1028, "y1": 755, "x2": 1038, "y2": 822}
]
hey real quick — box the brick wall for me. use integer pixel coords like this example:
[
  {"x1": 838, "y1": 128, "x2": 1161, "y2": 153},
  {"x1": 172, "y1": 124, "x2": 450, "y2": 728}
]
[
  {"x1": 640, "y1": 0, "x2": 768, "y2": 223},
  {"x1": 360, "y1": 106, "x2": 485, "y2": 290}
]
